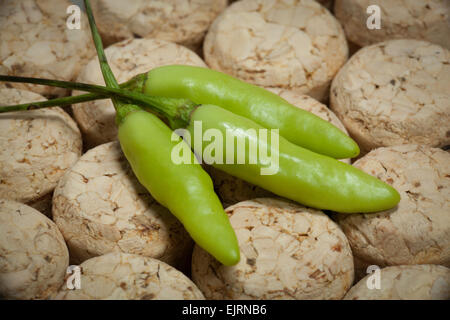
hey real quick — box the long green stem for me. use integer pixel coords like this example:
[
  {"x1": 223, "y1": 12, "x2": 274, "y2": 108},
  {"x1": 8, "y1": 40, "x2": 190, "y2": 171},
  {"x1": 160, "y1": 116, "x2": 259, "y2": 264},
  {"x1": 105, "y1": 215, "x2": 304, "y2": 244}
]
[
  {"x1": 0, "y1": 74, "x2": 146, "y2": 113},
  {"x1": 0, "y1": 74, "x2": 195, "y2": 127},
  {"x1": 84, "y1": 0, "x2": 121, "y2": 109},
  {"x1": 0, "y1": 75, "x2": 101, "y2": 93},
  {"x1": 0, "y1": 75, "x2": 133, "y2": 102},
  {"x1": 0, "y1": 92, "x2": 106, "y2": 114}
]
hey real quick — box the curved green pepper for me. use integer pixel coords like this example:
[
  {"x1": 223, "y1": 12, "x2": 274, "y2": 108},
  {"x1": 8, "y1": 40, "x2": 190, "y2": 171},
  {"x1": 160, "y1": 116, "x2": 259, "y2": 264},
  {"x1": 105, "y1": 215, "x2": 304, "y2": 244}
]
[
  {"x1": 140, "y1": 65, "x2": 360, "y2": 159},
  {"x1": 185, "y1": 105, "x2": 400, "y2": 213},
  {"x1": 118, "y1": 109, "x2": 240, "y2": 266}
]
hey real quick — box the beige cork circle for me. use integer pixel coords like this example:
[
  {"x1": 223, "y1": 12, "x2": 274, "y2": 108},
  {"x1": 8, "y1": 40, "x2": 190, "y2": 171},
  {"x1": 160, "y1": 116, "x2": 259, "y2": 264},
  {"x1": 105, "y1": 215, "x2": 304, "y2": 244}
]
[
  {"x1": 344, "y1": 265, "x2": 450, "y2": 300},
  {"x1": 337, "y1": 145, "x2": 450, "y2": 272},
  {"x1": 330, "y1": 39, "x2": 450, "y2": 155},
  {"x1": 0, "y1": 0, "x2": 95, "y2": 97},
  {"x1": 0, "y1": 88, "x2": 82, "y2": 216},
  {"x1": 89, "y1": 0, "x2": 228, "y2": 51},
  {"x1": 335, "y1": 0, "x2": 450, "y2": 49},
  {"x1": 72, "y1": 38, "x2": 207, "y2": 149},
  {"x1": 52, "y1": 252, "x2": 205, "y2": 300},
  {"x1": 192, "y1": 198, "x2": 354, "y2": 300},
  {"x1": 0, "y1": 200, "x2": 69, "y2": 300},
  {"x1": 204, "y1": 0, "x2": 348, "y2": 102},
  {"x1": 52, "y1": 141, "x2": 193, "y2": 271}
]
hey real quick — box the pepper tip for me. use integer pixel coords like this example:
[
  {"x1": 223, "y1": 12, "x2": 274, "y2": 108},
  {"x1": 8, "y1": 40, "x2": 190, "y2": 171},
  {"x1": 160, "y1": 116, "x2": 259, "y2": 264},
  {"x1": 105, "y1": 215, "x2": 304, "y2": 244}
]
[{"x1": 220, "y1": 248, "x2": 241, "y2": 266}]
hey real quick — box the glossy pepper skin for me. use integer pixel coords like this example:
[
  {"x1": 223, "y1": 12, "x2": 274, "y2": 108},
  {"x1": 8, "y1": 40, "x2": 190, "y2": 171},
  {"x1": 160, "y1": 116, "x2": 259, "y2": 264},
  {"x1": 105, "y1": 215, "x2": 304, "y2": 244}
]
[
  {"x1": 117, "y1": 109, "x2": 240, "y2": 266},
  {"x1": 139, "y1": 65, "x2": 360, "y2": 160},
  {"x1": 186, "y1": 105, "x2": 400, "y2": 213}
]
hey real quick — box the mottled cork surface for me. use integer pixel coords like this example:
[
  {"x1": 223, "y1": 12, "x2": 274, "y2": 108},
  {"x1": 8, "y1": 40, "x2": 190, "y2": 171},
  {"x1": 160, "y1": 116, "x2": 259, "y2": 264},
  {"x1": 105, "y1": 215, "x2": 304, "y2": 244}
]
[
  {"x1": 0, "y1": 0, "x2": 95, "y2": 96},
  {"x1": 204, "y1": 0, "x2": 348, "y2": 101},
  {"x1": 344, "y1": 265, "x2": 450, "y2": 300},
  {"x1": 89, "y1": 0, "x2": 228, "y2": 50},
  {"x1": 0, "y1": 88, "x2": 82, "y2": 215},
  {"x1": 0, "y1": 200, "x2": 69, "y2": 299},
  {"x1": 52, "y1": 252, "x2": 204, "y2": 300},
  {"x1": 331, "y1": 39, "x2": 450, "y2": 153},
  {"x1": 192, "y1": 198, "x2": 354, "y2": 300},
  {"x1": 337, "y1": 145, "x2": 450, "y2": 269},
  {"x1": 335, "y1": 0, "x2": 450, "y2": 49}
]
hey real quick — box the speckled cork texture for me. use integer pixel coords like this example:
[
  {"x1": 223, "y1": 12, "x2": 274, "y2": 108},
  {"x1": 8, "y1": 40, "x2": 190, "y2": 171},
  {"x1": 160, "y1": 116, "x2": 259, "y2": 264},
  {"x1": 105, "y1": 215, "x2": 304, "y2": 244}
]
[
  {"x1": 337, "y1": 145, "x2": 450, "y2": 270},
  {"x1": 335, "y1": 0, "x2": 450, "y2": 49},
  {"x1": 0, "y1": 0, "x2": 95, "y2": 96},
  {"x1": 344, "y1": 265, "x2": 450, "y2": 300},
  {"x1": 52, "y1": 141, "x2": 193, "y2": 269},
  {"x1": 52, "y1": 252, "x2": 204, "y2": 300},
  {"x1": 204, "y1": 0, "x2": 348, "y2": 101},
  {"x1": 331, "y1": 39, "x2": 450, "y2": 154},
  {"x1": 0, "y1": 88, "x2": 82, "y2": 216},
  {"x1": 72, "y1": 38, "x2": 207, "y2": 148},
  {"x1": 0, "y1": 200, "x2": 69, "y2": 300},
  {"x1": 203, "y1": 165, "x2": 274, "y2": 209},
  {"x1": 192, "y1": 198, "x2": 354, "y2": 300},
  {"x1": 90, "y1": 0, "x2": 228, "y2": 50}
]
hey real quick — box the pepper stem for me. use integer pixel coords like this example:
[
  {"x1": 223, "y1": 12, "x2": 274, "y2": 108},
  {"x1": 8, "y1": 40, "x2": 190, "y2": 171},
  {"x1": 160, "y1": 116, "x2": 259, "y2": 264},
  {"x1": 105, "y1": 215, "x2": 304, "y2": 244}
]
[
  {"x1": 83, "y1": 0, "x2": 126, "y2": 121},
  {"x1": 0, "y1": 92, "x2": 105, "y2": 114},
  {"x1": 0, "y1": 74, "x2": 147, "y2": 114},
  {"x1": 0, "y1": 75, "x2": 196, "y2": 128}
]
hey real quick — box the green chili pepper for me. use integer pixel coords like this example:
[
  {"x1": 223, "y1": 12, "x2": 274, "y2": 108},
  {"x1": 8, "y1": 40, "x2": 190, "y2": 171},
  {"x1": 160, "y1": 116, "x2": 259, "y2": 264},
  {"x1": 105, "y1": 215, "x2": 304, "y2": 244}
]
[
  {"x1": 118, "y1": 109, "x2": 239, "y2": 265},
  {"x1": 138, "y1": 65, "x2": 360, "y2": 160},
  {"x1": 185, "y1": 105, "x2": 399, "y2": 213},
  {"x1": 84, "y1": 0, "x2": 240, "y2": 266}
]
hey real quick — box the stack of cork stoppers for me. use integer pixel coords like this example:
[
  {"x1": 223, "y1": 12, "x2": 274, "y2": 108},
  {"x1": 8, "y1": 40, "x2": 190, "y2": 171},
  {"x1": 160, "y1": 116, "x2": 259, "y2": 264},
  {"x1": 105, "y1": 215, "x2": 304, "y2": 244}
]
[{"x1": 0, "y1": 0, "x2": 448, "y2": 300}]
